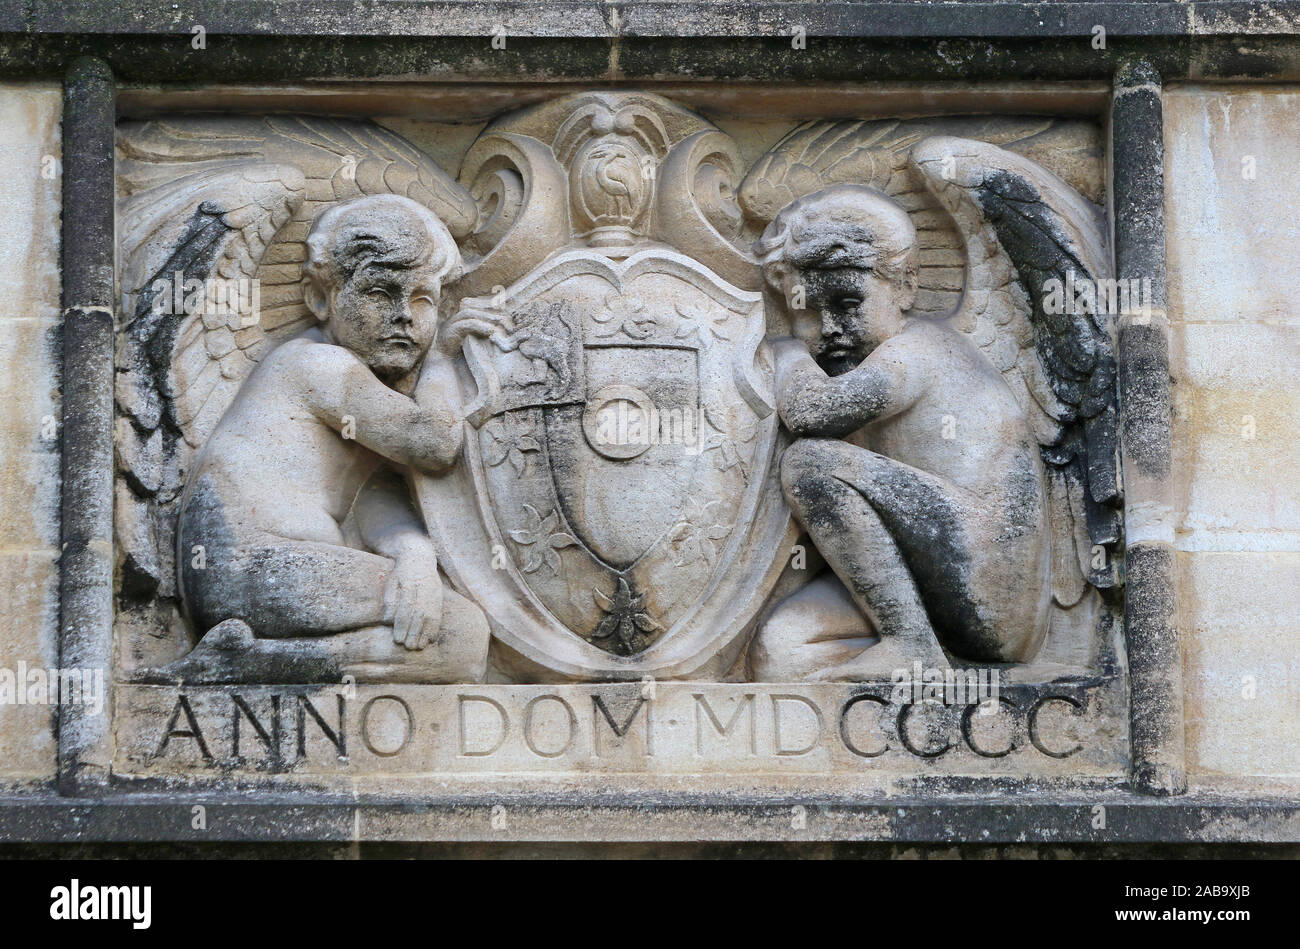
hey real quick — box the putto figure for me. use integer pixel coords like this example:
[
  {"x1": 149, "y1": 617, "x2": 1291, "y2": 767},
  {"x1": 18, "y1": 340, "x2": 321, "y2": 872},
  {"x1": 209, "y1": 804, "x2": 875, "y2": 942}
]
[
  {"x1": 756, "y1": 185, "x2": 1049, "y2": 676},
  {"x1": 167, "y1": 194, "x2": 489, "y2": 683},
  {"x1": 752, "y1": 134, "x2": 1121, "y2": 681}
]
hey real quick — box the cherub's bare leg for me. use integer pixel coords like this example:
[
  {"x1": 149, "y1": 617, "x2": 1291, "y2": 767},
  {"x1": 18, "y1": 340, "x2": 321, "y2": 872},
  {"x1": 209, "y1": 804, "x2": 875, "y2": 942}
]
[
  {"x1": 332, "y1": 589, "x2": 490, "y2": 683},
  {"x1": 781, "y1": 437, "x2": 1048, "y2": 675},
  {"x1": 184, "y1": 539, "x2": 392, "y2": 639},
  {"x1": 780, "y1": 438, "x2": 952, "y2": 676},
  {"x1": 781, "y1": 435, "x2": 1051, "y2": 678},
  {"x1": 811, "y1": 441, "x2": 1048, "y2": 665},
  {"x1": 174, "y1": 469, "x2": 492, "y2": 682},
  {"x1": 154, "y1": 588, "x2": 489, "y2": 684},
  {"x1": 174, "y1": 539, "x2": 490, "y2": 683}
]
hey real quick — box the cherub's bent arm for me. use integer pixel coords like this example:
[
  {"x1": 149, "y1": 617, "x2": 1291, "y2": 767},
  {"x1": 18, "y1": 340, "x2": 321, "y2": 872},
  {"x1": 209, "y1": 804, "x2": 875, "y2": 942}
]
[
  {"x1": 354, "y1": 465, "x2": 444, "y2": 651},
  {"x1": 775, "y1": 343, "x2": 916, "y2": 439},
  {"x1": 298, "y1": 346, "x2": 464, "y2": 473},
  {"x1": 354, "y1": 466, "x2": 431, "y2": 560}
]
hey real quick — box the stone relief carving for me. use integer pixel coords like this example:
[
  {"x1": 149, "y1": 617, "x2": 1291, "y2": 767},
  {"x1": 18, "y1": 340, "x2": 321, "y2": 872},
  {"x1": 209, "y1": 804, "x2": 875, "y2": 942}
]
[
  {"x1": 113, "y1": 95, "x2": 1121, "y2": 692},
  {"x1": 753, "y1": 155, "x2": 1118, "y2": 681}
]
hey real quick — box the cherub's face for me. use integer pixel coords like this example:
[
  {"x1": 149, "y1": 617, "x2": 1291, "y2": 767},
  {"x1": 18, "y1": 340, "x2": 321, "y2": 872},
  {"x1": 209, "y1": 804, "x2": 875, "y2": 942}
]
[
  {"x1": 788, "y1": 266, "x2": 908, "y2": 376},
  {"x1": 328, "y1": 262, "x2": 442, "y2": 381}
]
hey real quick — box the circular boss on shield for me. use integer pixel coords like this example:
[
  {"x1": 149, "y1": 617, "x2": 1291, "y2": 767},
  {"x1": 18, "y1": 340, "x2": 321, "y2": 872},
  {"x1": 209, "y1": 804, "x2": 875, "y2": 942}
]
[{"x1": 582, "y1": 384, "x2": 658, "y2": 460}]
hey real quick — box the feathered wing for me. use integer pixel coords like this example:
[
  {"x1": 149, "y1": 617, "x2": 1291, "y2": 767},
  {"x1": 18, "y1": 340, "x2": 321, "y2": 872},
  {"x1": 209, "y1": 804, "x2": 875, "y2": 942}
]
[
  {"x1": 908, "y1": 135, "x2": 1121, "y2": 612},
  {"x1": 114, "y1": 116, "x2": 479, "y2": 603},
  {"x1": 118, "y1": 162, "x2": 307, "y2": 448}
]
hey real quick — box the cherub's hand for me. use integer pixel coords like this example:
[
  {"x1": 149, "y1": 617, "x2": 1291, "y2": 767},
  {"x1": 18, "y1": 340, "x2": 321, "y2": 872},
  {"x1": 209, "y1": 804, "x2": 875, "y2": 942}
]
[
  {"x1": 382, "y1": 542, "x2": 444, "y2": 650},
  {"x1": 436, "y1": 309, "x2": 505, "y2": 357}
]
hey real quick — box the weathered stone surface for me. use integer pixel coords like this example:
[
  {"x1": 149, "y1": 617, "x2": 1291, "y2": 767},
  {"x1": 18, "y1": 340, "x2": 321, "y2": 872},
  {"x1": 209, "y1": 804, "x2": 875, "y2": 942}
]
[
  {"x1": 2, "y1": 7, "x2": 1300, "y2": 848},
  {"x1": 0, "y1": 82, "x2": 61, "y2": 786},
  {"x1": 0, "y1": 552, "x2": 59, "y2": 784},
  {"x1": 0, "y1": 86, "x2": 60, "y2": 320},
  {"x1": 110, "y1": 98, "x2": 1118, "y2": 688},
  {"x1": 12, "y1": 0, "x2": 1300, "y2": 89},
  {"x1": 1180, "y1": 552, "x2": 1300, "y2": 778},
  {"x1": 1164, "y1": 86, "x2": 1300, "y2": 782},
  {"x1": 1174, "y1": 323, "x2": 1300, "y2": 549},
  {"x1": 1166, "y1": 88, "x2": 1300, "y2": 326},
  {"x1": 88, "y1": 91, "x2": 1141, "y2": 803},
  {"x1": 58, "y1": 58, "x2": 116, "y2": 795},
  {"x1": 0, "y1": 320, "x2": 60, "y2": 551}
]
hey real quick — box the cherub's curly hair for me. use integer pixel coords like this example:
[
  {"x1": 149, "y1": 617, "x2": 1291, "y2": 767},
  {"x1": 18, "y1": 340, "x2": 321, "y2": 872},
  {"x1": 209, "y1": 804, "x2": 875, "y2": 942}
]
[
  {"x1": 755, "y1": 184, "x2": 918, "y2": 292},
  {"x1": 303, "y1": 194, "x2": 463, "y2": 296}
]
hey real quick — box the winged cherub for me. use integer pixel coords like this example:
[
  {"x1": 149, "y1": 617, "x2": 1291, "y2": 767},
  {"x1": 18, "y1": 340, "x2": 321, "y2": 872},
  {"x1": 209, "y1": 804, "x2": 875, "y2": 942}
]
[
  {"x1": 169, "y1": 194, "x2": 489, "y2": 682},
  {"x1": 750, "y1": 137, "x2": 1120, "y2": 681}
]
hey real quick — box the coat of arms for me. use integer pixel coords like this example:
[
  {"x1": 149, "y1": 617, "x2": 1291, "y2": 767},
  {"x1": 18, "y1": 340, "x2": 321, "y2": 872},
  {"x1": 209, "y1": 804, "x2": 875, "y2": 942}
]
[{"x1": 416, "y1": 93, "x2": 797, "y2": 680}]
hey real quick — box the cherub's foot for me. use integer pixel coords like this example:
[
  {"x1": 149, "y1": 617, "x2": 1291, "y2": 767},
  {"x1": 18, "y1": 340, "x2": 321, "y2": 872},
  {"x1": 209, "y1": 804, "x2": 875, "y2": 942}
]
[
  {"x1": 131, "y1": 591, "x2": 489, "y2": 685},
  {"x1": 338, "y1": 592, "x2": 489, "y2": 683},
  {"x1": 131, "y1": 619, "x2": 339, "y2": 684},
  {"x1": 807, "y1": 636, "x2": 950, "y2": 682}
]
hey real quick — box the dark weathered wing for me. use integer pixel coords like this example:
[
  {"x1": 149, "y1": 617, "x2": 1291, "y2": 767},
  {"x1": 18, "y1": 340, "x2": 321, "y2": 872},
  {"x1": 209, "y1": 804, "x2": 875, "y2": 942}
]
[
  {"x1": 910, "y1": 135, "x2": 1121, "y2": 598},
  {"x1": 118, "y1": 162, "x2": 307, "y2": 445}
]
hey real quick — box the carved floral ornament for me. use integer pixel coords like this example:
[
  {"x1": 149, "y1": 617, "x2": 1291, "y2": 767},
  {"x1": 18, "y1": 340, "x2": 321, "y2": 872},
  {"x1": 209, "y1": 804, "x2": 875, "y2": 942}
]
[{"x1": 114, "y1": 92, "x2": 1122, "y2": 690}]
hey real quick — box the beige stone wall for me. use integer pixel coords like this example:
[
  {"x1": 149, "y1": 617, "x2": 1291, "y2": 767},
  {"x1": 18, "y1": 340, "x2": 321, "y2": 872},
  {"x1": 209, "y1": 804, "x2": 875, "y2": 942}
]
[
  {"x1": 1165, "y1": 85, "x2": 1300, "y2": 782},
  {"x1": 0, "y1": 84, "x2": 61, "y2": 785}
]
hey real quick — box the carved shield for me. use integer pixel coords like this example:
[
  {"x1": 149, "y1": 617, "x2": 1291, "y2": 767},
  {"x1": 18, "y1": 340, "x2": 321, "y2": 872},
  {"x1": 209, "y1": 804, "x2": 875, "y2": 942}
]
[{"x1": 417, "y1": 247, "x2": 796, "y2": 680}]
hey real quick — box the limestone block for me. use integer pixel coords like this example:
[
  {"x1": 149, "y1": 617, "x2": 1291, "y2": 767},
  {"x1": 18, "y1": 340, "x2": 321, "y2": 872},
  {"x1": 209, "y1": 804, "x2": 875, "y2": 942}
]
[
  {"x1": 0, "y1": 319, "x2": 60, "y2": 551},
  {"x1": 0, "y1": 552, "x2": 59, "y2": 783},
  {"x1": 1180, "y1": 551, "x2": 1300, "y2": 778},
  {"x1": 1165, "y1": 87, "x2": 1300, "y2": 325},
  {"x1": 1164, "y1": 85, "x2": 1300, "y2": 783},
  {"x1": 0, "y1": 85, "x2": 60, "y2": 322},
  {"x1": 1173, "y1": 322, "x2": 1300, "y2": 549},
  {"x1": 0, "y1": 83, "x2": 60, "y2": 786}
]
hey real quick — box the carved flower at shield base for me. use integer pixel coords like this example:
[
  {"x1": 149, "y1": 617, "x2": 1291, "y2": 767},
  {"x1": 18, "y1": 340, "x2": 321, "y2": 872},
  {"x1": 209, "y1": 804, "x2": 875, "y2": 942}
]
[
  {"x1": 484, "y1": 413, "x2": 542, "y2": 476},
  {"x1": 509, "y1": 504, "x2": 579, "y2": 575},
  {"x1": 592, "y1": 577, "x2": 661, "y2": 655},
  {"x1": 668, "y1": 496, "x2": 733, "y2": 567}
]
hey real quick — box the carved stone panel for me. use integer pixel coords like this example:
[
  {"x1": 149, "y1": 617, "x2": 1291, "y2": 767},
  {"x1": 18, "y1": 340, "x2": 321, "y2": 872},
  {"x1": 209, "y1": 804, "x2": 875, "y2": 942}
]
[{"x1": 110, "y1": 90, "x2": 1126, "y2": 790}]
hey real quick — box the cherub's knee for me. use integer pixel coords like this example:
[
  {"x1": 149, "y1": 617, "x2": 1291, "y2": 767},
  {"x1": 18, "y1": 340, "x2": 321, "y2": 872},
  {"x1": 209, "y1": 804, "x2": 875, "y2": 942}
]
[
  {"x1": 782, "y1": 438, "x2": 844, "y2": 496},
  {"x1": 774, "y1": 439, "x2": 878, "y2": 527}
]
